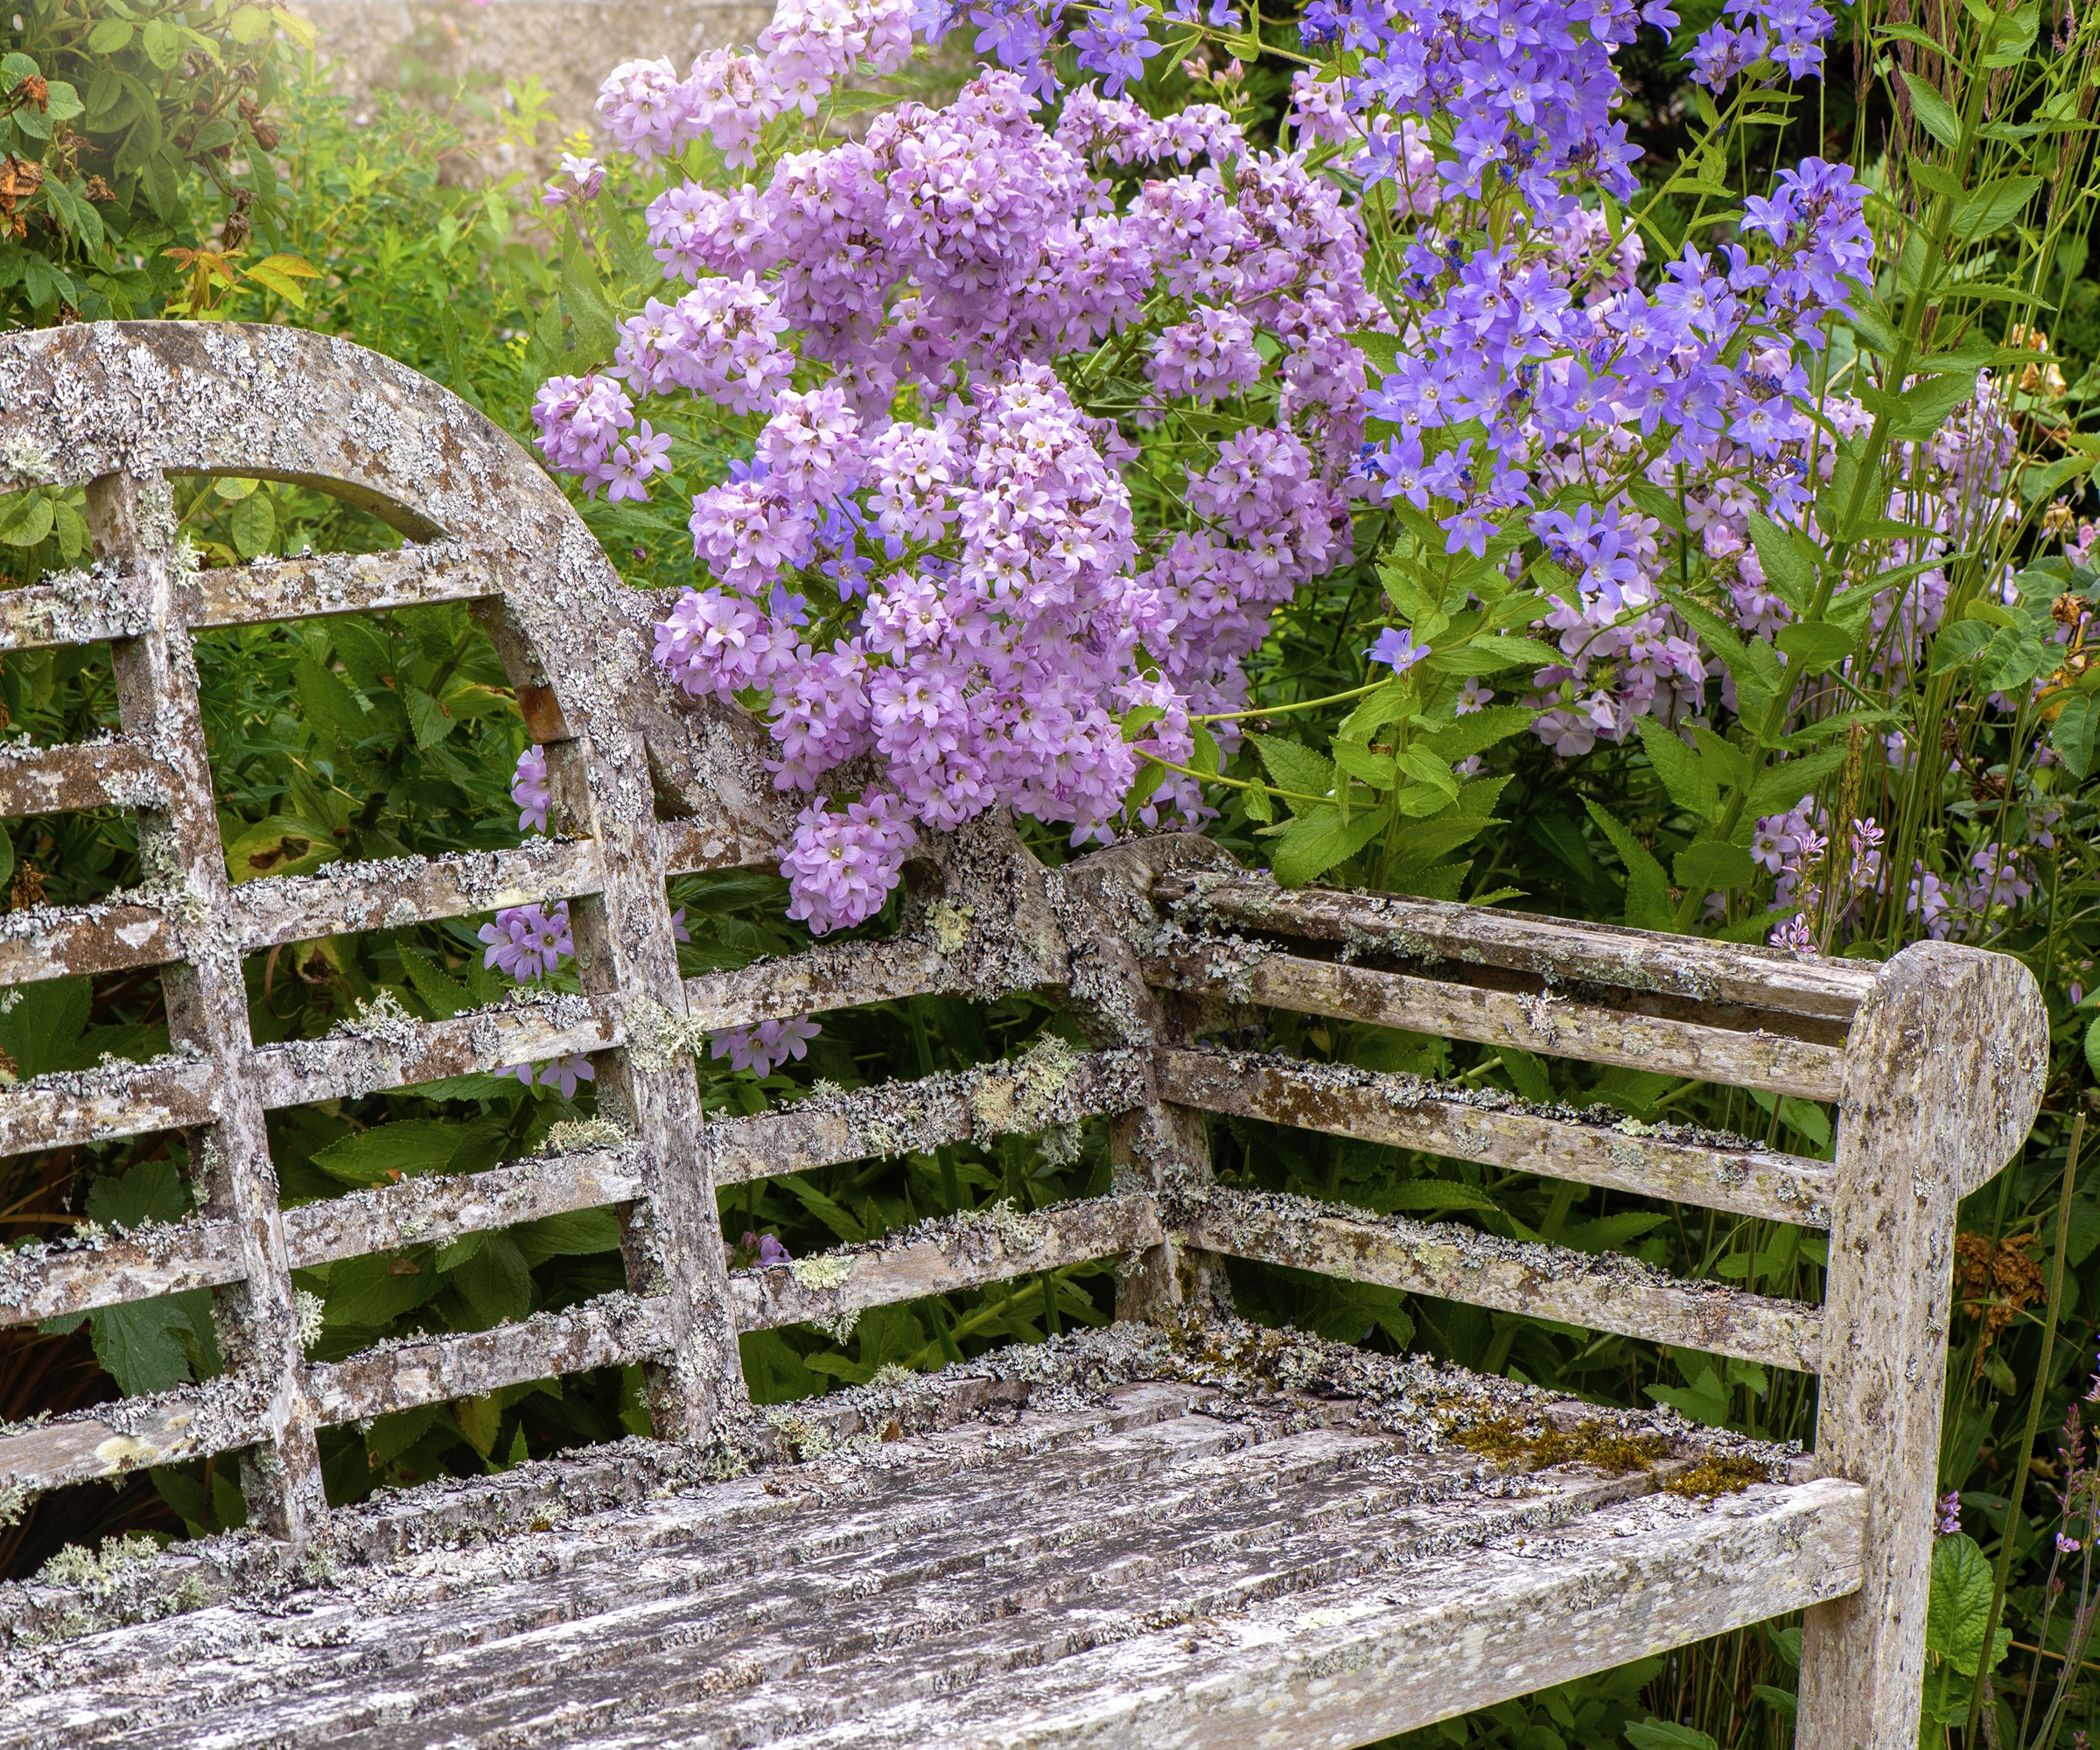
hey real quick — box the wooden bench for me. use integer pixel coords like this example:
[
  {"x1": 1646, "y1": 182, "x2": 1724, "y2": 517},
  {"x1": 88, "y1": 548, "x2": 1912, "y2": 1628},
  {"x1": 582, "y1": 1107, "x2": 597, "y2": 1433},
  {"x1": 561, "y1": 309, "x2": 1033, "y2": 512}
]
[{"x1": 0, "y1": 323, "x2": 2049, "y2": 1748}]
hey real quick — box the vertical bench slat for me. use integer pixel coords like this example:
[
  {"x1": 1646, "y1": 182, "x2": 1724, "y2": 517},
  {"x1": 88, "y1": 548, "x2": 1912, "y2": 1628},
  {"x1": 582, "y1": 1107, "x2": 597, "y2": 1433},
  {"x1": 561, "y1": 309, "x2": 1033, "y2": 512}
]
[{"x1": 90, "y1": 468, "x2": 329, "y2": 1540}]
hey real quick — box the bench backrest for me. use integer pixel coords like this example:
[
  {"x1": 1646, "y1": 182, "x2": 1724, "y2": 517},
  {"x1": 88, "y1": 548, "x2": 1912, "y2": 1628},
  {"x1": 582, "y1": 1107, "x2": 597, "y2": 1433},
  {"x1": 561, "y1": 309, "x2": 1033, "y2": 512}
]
[{"x1": 0, "y1": 326, "x2": 2048, "y2": 1726}]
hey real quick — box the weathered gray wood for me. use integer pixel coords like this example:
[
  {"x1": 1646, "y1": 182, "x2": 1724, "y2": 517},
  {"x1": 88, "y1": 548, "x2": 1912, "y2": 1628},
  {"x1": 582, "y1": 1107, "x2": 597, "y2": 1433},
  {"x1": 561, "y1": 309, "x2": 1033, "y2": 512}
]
[
  {"x1": 683, "y1": 941, "x2": 962, "y2": 1032},
  {"x1": 280, "y1": 1144, "x2": 647, "y2": 1269},
  {"x1": 90, "y1": 469, "x2": 326, "y2": 1541},
  {"x1": 0, "y1": 734, "x2": 168, "y2": 819},
  {"x1": 0, "y1": 1334, "x2": 1854, "y2": 1750},
  {"x1": 1158, "y1": 1047, "x2": 1833, "y2": 1227},
  {"x1": 704, "y1": 1046, "x2": 1151, "y2": 1186},
  {"x1": 0, "y1": 1053, "x2": 215, "y2": 1155},
  {"x1": 228, "y1": 838, "x2": 605, "y2": 951},
  {"x1": 1799, "y1": 942, "x2": 2050, "y2": 1744},
  {"x1": 0, "y1": 1214, "x2": 240, "y2": 1326},
  {"x1": 242, "y1": 991, "x2": 623, "y2": 1107},
  {"x1": 1178, "y1": 1185, "x2": 1824, "y2": 1371},
  {"x1": 0, "y1": 1373, "x2": 271, "y2": 1495},
  {"x1": 1157, "y1": 870, "x2": 1878, "y2": 1022},
  {"x1": 730, "y1": 1194, "x2": 1161, "y2": 1333},
  {"x1": 0, "y1": 898, "x2": 174, "y2": 985},
  {"x1": 0, "y1": 545, "x2": 501, "y2": 654},
  {"x1": 184, "y1": 541, "x2": 502, "y2": 627},
  {"x1": 307, "y1": 1292, "x2": 672, "y2": 1426},
  {"x1": 1150, "y1": 943, "x2": 1845, "y2": 1101}
]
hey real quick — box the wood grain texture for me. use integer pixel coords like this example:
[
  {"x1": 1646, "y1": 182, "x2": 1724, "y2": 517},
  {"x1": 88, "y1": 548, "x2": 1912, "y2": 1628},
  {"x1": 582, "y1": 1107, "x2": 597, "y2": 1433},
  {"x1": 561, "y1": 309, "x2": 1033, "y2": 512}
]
[
  {"x1": 227, "y1": 837, "x2": 605, "y2": 951},
  {"x1": 0, "y1": 899, "x2": 173, "y2": 986},
  {"x1": 91, "y1": 468, "x2": 326, "y2": 1539},
  {"x1": 1178, "y1": 1185, "x2": 1824, "y2": 1371},
  {"x1": 1150, "y1": 944, "x2": 1844, "y2": 1100},
  {"x1": 0, "y1": 1354, "x2": 1858, "y2": 1750},
  {"x1": 1158, "y1": 869, "x2": 1878, "y2": 1021},
  {"x1": 1158, "y1": 1047, "x2": 1833, "y2": 1226},
  {"x1": 1799, "y1": 942, "x2": 2050, "y2": 1746},
  {"x1": 0, "y1": 735, "x2": 168, "y2": 820}
]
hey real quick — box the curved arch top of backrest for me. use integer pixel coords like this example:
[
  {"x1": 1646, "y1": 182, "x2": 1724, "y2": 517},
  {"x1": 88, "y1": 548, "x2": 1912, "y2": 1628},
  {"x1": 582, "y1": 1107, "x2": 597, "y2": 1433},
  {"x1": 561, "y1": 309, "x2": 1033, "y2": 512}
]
[{"x1": 0, "y1": 320, "x2": 788, "y2": 860}]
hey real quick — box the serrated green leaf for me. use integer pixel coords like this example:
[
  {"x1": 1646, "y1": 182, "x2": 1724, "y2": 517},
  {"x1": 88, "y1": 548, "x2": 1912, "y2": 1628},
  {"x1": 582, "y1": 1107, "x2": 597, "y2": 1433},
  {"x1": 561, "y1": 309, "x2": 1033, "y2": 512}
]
[
  {"x1": 223, "y1": 813, "x2": 340, "y2": 883},
  {"x1": 2053, "y1": 690, "x2": 2097, "y2": 778},
  {"x1": 1420, "y1": 704, "x2": 1536, "y2": 764},
  {"x1": 1926, "y1": 1531, "x2": 2012, "y2": 1678},
  {"x1": 1637, "y1": 718, "x2": 1720, "y2": 822},
  {"x1": 310, "y1": 1121, "x2": 465, "y2": 1187},
  {"x1": 1747, "y1": 513, "x2": 1817, "y2": 610},
  {"x1": 1250, "y1": 734, "x2": 1335, "y2": 809},
  {"x1": 1675, "y1": 840, "x2": 1757, "y2": 892},
  {"x1": 1744, "y1": 745, "x2": 1849, "y2": 816},
  {"x1": 1270, "y1": 802, "x2": 1392, "y2": 887},
  {"x1": 1953, "y1": 173, "x2": 2041, "y2": 239},
  {"x1": 0, "y1": 491, "x2": 53, "y2": 548},
  {"x1": 1775, "y1": 620, "x2": 1855, "y2": 676},
  {"x1": 1900, "y1": 69, "x2": 1964, "y2": 149},
  {"x1": 1377, "y1": 1180, "x2": 1502, "y2": 1214},
  {"x1": 1584, "y1": 799, "x2": 1673, "y2": 930},
  {"x1": 403, "y1": 683, "x2": 456, "y2": 749},
  {"x1": 1349, "y1": 329, "x2": 1400, "y2": 377}
]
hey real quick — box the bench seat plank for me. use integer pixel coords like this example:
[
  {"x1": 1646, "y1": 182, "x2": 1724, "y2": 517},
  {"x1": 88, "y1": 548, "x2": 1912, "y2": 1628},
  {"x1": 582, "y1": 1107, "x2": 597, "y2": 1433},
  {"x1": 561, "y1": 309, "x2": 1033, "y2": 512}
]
[{"x1": 3, "y1": 1329, "x2": 1858, "y2": 1750}]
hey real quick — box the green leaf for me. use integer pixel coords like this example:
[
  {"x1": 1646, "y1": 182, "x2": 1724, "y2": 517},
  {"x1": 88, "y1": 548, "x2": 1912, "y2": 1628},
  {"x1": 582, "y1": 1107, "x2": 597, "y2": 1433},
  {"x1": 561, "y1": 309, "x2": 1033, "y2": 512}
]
[
  {"x1": 1746, "y1": 513, "x2": 1817, "y2": 610},
  {"x1": 1637, "y1": 718, "x2": 1719, "y2": 822},
  {"x1": 1424, "y1": 635, "x2": 1559, "y2": 676},
  {"x1": 140, "y1": 17, "x2": 184, "y2": 68},
  {"x1": 1420, "y1": 704, "x2": 1536, "y2": 764},
  {"x1": 1241, "y1": 781, "x2": 1274, "y2": 824},
  {"x1": 223, "y1": 813, "x2": 340, "y2": 883},
  {"x1": 228, "y1": 4, "x2": 275, "y2": 43},
  {"x1": 399, "y1": 948, "x2": 476, "y2": 1020},
  {"x1": 403, "y1": 683, "x2": 456, "y2": 749},
  {"x1": 558, "y1": 238, "x2": 620, "y2": 368},
  {"x1": 229, "y1": 488, "x2": 274, "y2": 559},
  {"x1": 1952, "y1": 174, "x2": 2041, "y2": 239},
  {"x1": 1926, "y1": 1531, "x2": 2012, "y2": 1677},
  {"x1": 1645, "y1": 1360, "x2": 1729, "y2": 1428},
  {"x1": 1250, "y1": 734, "x2": 1335, "y2": 810},
  {"x1": 450, "y1": 1232, "x2": 534, "y2": 1327},
  {"x1": 1744, "y1": 744, "x2": 1849, "y2": 816},
  {"x1": 2053, "y1": 692, "x2": 2098, "y2": 779},
  {"x1": 1929, "y1": 617, "x2": 1996, "y2": 675},
  {"x1": 1270, "y1": 802, "x2": 1393, "y2": 887},
  {"x1": 2084, "y1": 1013, "x2": 2100, "y2": 1080},
  {"x1": 1583, "y1": 800, "x2": 1673, "y2": 931},
  {"x1": 1349, "y1": 329, "x2": 1401, "y2": 377},
  {"x1": 1674, "y1": 840, "x2": 1757, "y2": 892},
  {"x1": 1376, "y1": 1180, "x2": 1503, "y2": 1214},
  {"x1": 0, "y1": 491, "x2": 55, "y2": 548},
  {"x1": 775, "y1": 1172, "x2": 866, "y2": 1242},
  {"x1": 1889, "y1": 368, "x2": 1979, "y2": 439},
  {"x1": 292, "y1": 650, "x2": 365, "y2": 748},
  {"x1": 86, "y1": 18, "x2": 135, "y2": 51},
  {"x1": 1900, "y1": 69, "x2": 1964, "y2": 150},
  {"x1": 512, "y1": 1208, "x2": 622, "y2": 1265},
  {"x1": 1775, "y1": 620, "x2": 1856, "y2": 676},
  {"x1": 80, "y1": 1294, "x2": 202, "y2": 1396},
  {"x1": 309, "y1": 1120, "x2": 467, "y2": 1187}
]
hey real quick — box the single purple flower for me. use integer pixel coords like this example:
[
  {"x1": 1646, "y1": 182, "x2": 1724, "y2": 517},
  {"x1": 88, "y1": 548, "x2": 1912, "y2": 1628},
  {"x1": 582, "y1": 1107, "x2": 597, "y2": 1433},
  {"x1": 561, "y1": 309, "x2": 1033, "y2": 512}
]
[{"x1": 1368, "y1": 626, "x2": 1432, "y2": 672}]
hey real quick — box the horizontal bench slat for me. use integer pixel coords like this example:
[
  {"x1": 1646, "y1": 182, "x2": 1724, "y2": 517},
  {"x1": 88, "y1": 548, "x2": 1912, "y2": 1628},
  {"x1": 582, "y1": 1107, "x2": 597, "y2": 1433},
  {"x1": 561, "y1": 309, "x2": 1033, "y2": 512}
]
[
  {"x1": 229, "y1": 839, "x2": 606, "y2": 951},
  {"x1": 0, "y1": 738, "x2": 167, "y2": 819},
  {"x1": 184, "y1": 542, "x2": 500, "y2": 628},
  {"x1": 0, "y1": 1055, "x2": 216, "y2": 1156},
  {"x1": 1158, "y1": 1049, "x2": 1831, "y2": 1227},
  {"x1": 0, "y1": 900, "x2": 175, "y2": 985},
  {"x1": 281, "y1": 1145, "x2": 645, "y2": 1268},
  {"x1": 1157, "y1": 872, "x2": 1876, "y2": 1023},
  {"x1": 245, "y1": 994, "x2": 622, "y2": 1109},
  {"x1": 307, "y1": 1292, "x2": 671, "y2": 1425},
  {"x1": 684, "y1": 941, "x2": 963, "y2": 1033},
  {"x1": 706, "y1": 1046, "x2": 1151, "y2": 1186},
  {"x1": 0, "y1": 1216, "x2": 242, "y2": 1326},
  {"x1": 0, "y1": 571, "x2": 150, "y2": 652},
  {"x1": 1152, "y1": 948, "x2": 1844, "y2": 1102},
  {"x1": 1180, "y1": 1186, "x2": 1824, "y2": 1372},
  {"x1": 660, "y1": 816, "x2": 788, "y2": 877},
  {"x1": 731, "y1": 1194, "x2": 1160, "y2": 1334},
  {"x1": 0, "y1": 1374, "x2": 270, "y2": 1493}
]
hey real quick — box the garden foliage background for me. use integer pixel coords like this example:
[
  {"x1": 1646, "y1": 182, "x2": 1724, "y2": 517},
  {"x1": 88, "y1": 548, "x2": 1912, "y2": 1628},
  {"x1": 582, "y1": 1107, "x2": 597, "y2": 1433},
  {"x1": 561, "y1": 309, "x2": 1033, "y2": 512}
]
[{"x1": 3, "y1": 0, "x2": 2100, "y2": 1741}]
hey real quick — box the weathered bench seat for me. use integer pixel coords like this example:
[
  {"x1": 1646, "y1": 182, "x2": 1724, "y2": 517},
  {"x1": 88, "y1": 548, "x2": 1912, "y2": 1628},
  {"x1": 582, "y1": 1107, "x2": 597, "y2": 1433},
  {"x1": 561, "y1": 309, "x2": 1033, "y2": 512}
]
[
  {"x1": 0, "y1": 324, "x2": 2049, "y2": 1748},
  {"x1": 4, "y1": 1323, "x2": 1862, "y2": 1750}
]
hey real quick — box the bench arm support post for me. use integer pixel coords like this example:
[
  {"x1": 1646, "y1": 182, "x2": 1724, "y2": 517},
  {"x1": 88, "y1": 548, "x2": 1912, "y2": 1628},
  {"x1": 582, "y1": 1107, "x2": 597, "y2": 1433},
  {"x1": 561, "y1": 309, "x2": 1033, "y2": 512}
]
[{"x1": 1799, "y1": 942, "x2": 2047, "y2": 1745}]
